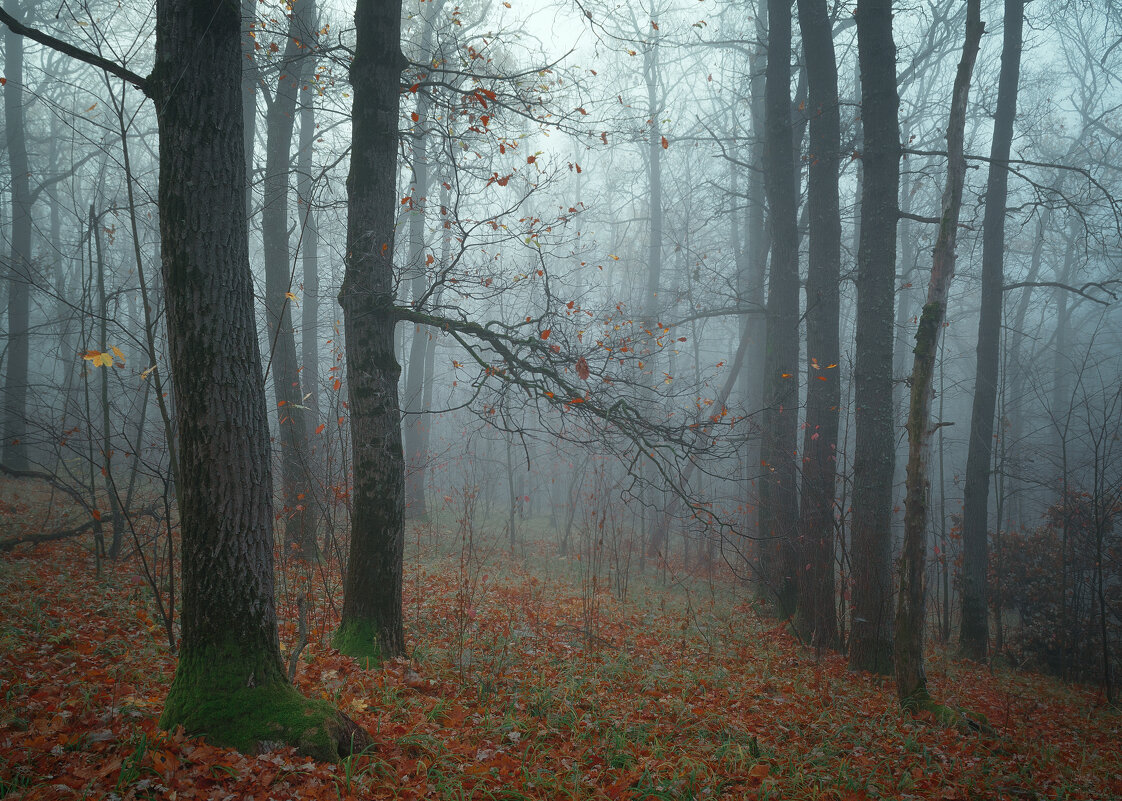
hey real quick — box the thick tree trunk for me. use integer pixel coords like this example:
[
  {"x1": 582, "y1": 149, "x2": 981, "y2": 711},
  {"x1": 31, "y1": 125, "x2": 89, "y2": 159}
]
[
  {"x1": 3, "y1": 4, "x2": 31, "y2": 470},
  {"x1": 895, "y1": 0, "x2": 983, "y2": 709},
  {"x1": 959, "y1": 0, "x2": 1023, "y2": 663},
  {"x1": 758, "y1": 0, "x2": 800, "y2": 616},
  {"x1": 150, "y1": 0, "x2": 362, "y2": 758},
  {"x1": 263, "y1": 0, "x2": 319, "y2": 558},
  {"x1": 848, "y1": 0, "x2": 899, "y2": 676},
  {"x1": 335, "y1": 0, "x2": 407, "y2": 663},
  {"x1": 794, "y1": 0, "x2": 841, "y2": 651}
]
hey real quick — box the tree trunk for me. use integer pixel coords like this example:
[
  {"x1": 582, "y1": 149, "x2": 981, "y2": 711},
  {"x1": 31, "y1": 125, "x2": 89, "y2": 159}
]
[
  {"x1": 335, "y1": 0, "x2": 407, "y2": 663},
  {"x1": 402, "y1": 0, "x2": 445, "y2": 520},
  {"x1": 148, "y1": 0, "x2": 363, "y2": 758},
  {"x1": 794, "y1": 0, "x2": 841, "y2": 651},
  {"x1": 262, "y1": 0, "x2": 319, "y2": 558},
  {"x1": 895, "y1": 0, "x2": 984, "y2": 709},
  {"x1": 92, "y1": 205, "x2": 125, "y2": 558},
  {"x1": 3, "y1": 2, "x2": 31, "y2": 470},
  {"x1": 959, "y1": 0, "x2": 1023, "y2": 663},
  {"x1": 757, "y1": 0, "x2": 800, "y2": 616},
  {"x1": 848, "y1": 0, "x2": 899, "y2": 675},
  {"x1": 298, "y1": 71, "x2": 321, "y2": 445}
]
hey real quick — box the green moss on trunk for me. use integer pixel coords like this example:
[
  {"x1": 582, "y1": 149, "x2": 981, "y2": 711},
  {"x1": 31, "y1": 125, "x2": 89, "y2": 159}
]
[
  {"x1": 332, "y1": 618, "x2": 384, "y2": 668},
  {"x1": 160, "y1": 640, "x2": 368, "y2": 761}
]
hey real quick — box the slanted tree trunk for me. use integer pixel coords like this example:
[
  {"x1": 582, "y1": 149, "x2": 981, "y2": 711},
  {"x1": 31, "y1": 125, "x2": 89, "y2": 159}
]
[
  {"x1": 335, "y1": 0, "x2": 408, "y2": 663},
  {"x1": 757, "y1": 0, "x2": 801, "y2": 617},
  {"x1": 262, "y1": 0, "x2": 319, "y2": 558},
  {"x1": 895, "y1": 0, "x2": 983, "y2": 709},
  {"x1": 3, "y1": 2, "x2": 31, "y2": 470},
  {"x1": 794, "y1": 0, "x2": 841, "y2": 651},
  {"x1": 959, "y1": 0, "x2": 1023, "y2": 663},
  {"x1": 848, "y1": 0, "x2": 899, "y2": 676}
]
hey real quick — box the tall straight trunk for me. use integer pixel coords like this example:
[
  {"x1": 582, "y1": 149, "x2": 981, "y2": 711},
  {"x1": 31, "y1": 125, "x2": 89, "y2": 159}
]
[
  {"x1": 298, "y1": 80, "x2": 321, "y2": 441},
  {"x1": 758, "y1": 0, "x2": 800, "y2": 615},
  {"x1": 92, "y1": 205, "x2": 125, "y2": 557},
  {"x1": 134, "y1": 0, "x2": 361, "y2": 757},
  {"x1": 336, "y1": 0, "x2": 407, "y2": 663},
  {"x1": 794, "y1": 0, "x2": 841, "y2": 650},
  {"x1": 3, "y1": 3, "x2": 31, "y2": 470},
  {"x1": 959, "y1": 0, "x2": 1023, "y2": 662},
  {"x1": 744, "y1": 0, "x2": 769, "y2": 533},
  {"x1": 402, "y1": 0, "x2": 446, "y2": 519},
  {"x1": 848, "y1": 0, "x2": 899, "y2": 676},
  {"x1": 242, "y1": 0, "x2": 258, "y2": 223},
  {"x1": 262, "y1": 0, "x2": 318, "y2": 557},
  {"x1": 895, "y1": 0, "x2": 983, "y2": 708},
  {"x1": 643, "y1": 15, "x2": 668, "y2": 558}
]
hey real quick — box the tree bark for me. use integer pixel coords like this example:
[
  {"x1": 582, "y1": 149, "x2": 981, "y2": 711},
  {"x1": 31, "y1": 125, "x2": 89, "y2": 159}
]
[
  {"x1": 895, "y1": 0, "x2": 984, "y2": 709},
  {"x1": 335, "y1": 0, "x2": 407, "y2": 663},
  {"x1": 3, "y1": 1, "x2": 32, "y2": 470},
  {"x1": 144, "y1": 0, "x2": 363, "y2": 757},
  {"x1": 794, "y1": 0, "x2": 841, "y2": 650},
  {"x1": 959, "y1": 0, "x2": 1023, "y2": 663},
  {"x1": 262, "y1": 0, "x2": 319, "y2": 558},
  {"x1": 758, "y1": 0, "x2": 800, "y2": 616},
  {"x1": 848, "y1": 0, "x2": 899, "y2": 676}
]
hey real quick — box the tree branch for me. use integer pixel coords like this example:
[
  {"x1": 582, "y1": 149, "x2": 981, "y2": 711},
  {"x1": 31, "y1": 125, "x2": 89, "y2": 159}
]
[
  {"x1": 1003, "y1": 279, "x2": 1120, "y2": 305},
  {"x1": 0, "y1": 7, "x2": 149, "y2": 93}
]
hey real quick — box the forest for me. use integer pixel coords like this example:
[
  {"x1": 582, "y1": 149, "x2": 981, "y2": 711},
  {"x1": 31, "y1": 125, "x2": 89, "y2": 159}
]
[{"x1": 0, "y1": 0, "x2": 1120, "y2": 797}]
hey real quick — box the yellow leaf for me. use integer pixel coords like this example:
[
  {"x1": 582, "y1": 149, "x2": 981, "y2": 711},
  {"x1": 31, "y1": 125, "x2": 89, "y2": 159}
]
[
  {"x1": 285, "y1": 291, "x2": 298, "y2": 305},
  {"x1": 111, "y1": 345, "x2": 125, "y2": 364}
]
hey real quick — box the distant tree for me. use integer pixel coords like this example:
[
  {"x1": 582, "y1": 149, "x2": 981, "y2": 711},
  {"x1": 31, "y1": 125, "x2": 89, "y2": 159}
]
[
  {"x1": 3, "y1": 0, "x2": 32, "y2": 470},
  {"x1": 959, "y1": 0, "x2": 1024, "y2": 664},
  {"x1": 758, "y1": 0, "x2": 800, "y2": 616},
  {"x1": 261, "y1": 0, "x2": 320, "y2": 558}
]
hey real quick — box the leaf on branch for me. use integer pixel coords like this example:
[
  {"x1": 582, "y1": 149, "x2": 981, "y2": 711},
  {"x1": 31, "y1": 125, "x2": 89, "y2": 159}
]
[
  {"x1": 82, "y1": 350, "x2": 113, "y2": 368},
  {"x1": 576, "y1": 356, "x2": 590, "y2": 381}
]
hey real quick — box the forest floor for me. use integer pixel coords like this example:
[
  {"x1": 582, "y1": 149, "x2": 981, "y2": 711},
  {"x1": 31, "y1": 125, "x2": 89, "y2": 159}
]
[{"x1": 1, "y1": 491, "x2": 1120, "y2": 799}]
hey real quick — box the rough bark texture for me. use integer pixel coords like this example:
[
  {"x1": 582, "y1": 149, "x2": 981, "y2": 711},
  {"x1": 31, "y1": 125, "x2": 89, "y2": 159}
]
[
  {"x1": 758, "y1": 0, "x2": 800, "y2": 616},
  {"x1": 150, "y1": 0, "x2": 364, "y2": 758},
  {"x1": 3, "y1": 3, "x2": 31, "y2": 470},
  {"x1": 895, "y1": 0, "x2": 984, "y2": 709},
  {"x1": 263, "y1": 0, "x2": 319, "y2": 558},
  {"x1": 959, "y1": 0, "x2": 1023, "y2": 663},
  {"x1": 794, "y1": 0, "x2": 841, "y2": 650},
  {"x1": 336, "y1": 0, "x2": 407, "y2": 663},
  {"x1": 848, "y1": 0, "x2": 899, "y2": 676}
]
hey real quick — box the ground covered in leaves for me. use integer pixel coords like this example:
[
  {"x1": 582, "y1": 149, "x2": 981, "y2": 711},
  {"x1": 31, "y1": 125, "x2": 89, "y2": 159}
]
[{"x1": 1, "y1": 515, "x2": 1120, "y2": 799}]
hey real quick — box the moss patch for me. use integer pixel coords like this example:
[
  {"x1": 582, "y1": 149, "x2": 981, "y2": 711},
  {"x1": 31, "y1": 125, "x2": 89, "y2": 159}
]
[
  {"x1": 160, "y1": 640, "x2": 368, "y2": 761},
  {"x1": 332, "y1": 618, "x2": 384, "y2": 668}
]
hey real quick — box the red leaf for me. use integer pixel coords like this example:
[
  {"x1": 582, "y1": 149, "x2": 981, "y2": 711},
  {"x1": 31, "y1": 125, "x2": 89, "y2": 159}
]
[
  {"x1": 661, "y1": 136, "x2": 669, "y2": 149},
  {"x1": 576, "y1": 356, "x2": 590, "y2": 380},
  {"x1": 540, "y1": 329, "x2": 551, "y2": 340},
  {"x1": 315, "y1": 423, "x2": 326, "y2": 435}
]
